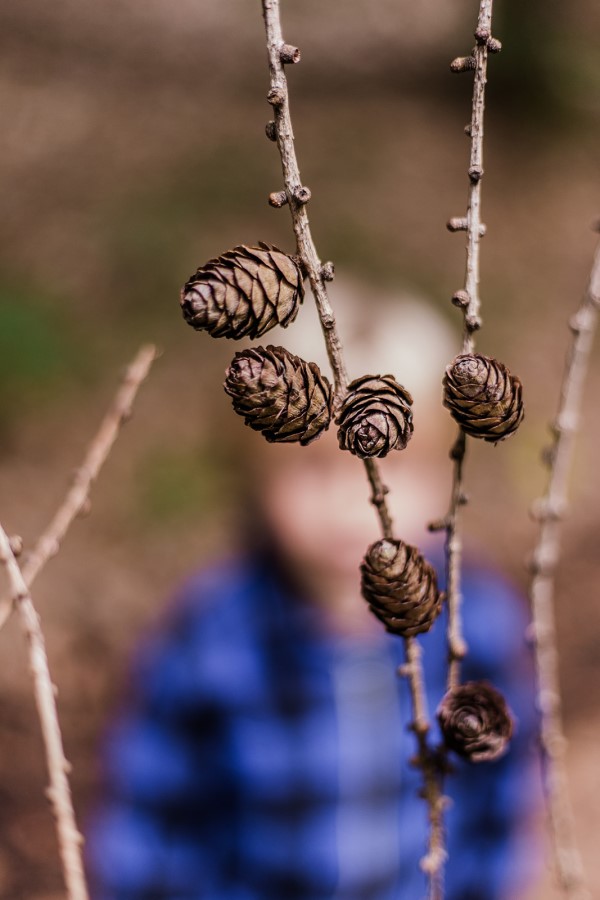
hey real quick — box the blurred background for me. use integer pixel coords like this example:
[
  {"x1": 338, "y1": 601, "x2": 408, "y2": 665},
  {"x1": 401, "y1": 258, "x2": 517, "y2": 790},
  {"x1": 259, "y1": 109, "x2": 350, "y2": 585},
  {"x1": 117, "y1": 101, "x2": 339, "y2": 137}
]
[{"x1": 0, "y1": 0, "x2": 598, "y2": 896}]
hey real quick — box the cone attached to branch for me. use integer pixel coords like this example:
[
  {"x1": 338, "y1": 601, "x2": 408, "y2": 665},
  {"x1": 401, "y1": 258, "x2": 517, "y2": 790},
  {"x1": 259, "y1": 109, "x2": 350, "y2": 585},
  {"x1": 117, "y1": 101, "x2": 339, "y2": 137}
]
[
  {"x1": 181, "y1": 243, "x2": 304, "y2": 340},
  {"x1": 224, "y1": 345, "x2": 332, "y2": 445},
  {"x1": 336, "y1": 375, "x2": 414, "y2": 458},
  {"x1": 443, "y1": 353, "x2": 524, "y2": 442},
  {"x1": 437, "y1": 681, "x2": 513, "y2": 763},
  {"x1": 360, "y1": 539, "x2": 443, "y2": 637}
]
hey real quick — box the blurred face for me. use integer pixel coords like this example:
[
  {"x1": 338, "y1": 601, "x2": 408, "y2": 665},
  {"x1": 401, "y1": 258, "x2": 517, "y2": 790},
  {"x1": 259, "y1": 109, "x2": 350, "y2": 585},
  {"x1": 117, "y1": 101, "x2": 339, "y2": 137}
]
[
  {"x1": 252, "y1": 285, "x2": 458, "y2": 604},
  {"x1": 259, "y1": 419, "x2": 449, "y2": 599}
]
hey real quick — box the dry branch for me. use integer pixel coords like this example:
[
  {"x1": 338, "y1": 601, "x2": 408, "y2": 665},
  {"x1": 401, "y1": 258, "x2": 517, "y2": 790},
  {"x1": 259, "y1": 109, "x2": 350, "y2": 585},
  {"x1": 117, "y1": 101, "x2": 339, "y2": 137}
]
[
  {"x1": 402, "y1": 638, "x2": 447, "y2": 897},
  {"x1": 435, "y1": 0, "x2": 497, "y2": 691},
  {"x1": 261, "y1": 1, "x2": 446, "y2": 893},
  {"x1": 527, "y1": 241, "x2": 600, "y2": 900},
  {"x1": 0, "y1": 343, "x2": 158, "y2": 630},
  {"x1": 0, "y1": 523, "x2": 89, "y2": 900}
]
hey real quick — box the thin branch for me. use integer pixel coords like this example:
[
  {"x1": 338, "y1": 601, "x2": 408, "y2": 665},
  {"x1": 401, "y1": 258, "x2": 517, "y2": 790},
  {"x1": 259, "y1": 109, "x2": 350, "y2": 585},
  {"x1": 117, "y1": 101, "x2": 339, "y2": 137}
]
[
  {"x1": 401, "y1": 638, "x2": 447, "y2": 900},
  {"x1": 527, "y1": 240, "x2": 600, "y2": 900},
  {"x1": 261, "y1": 1, "x2": 446, "y2": 893},
  {"x1": 440, "y1": 430, "x2": 468, "y2": 691},
  {"x1": 436, "y1": 0, "x2": 497, "y2": 692},
  {"x1": 0, "y1": 523, "x2": 88, "y2": 900},
  {"x1": 262, "y1": 0, "x2": 396, "y2": 543},
  {"x1": 0, "y1": 344, "x2": 158, "y2": 631},
  {"x1": 458, "y1": 0, "x2": 494, "y2": 354},
  {"x1": 262, "y1": 0, "x2": 348, "y2": 406},
  {"x1": 363, "y1": 458, "x2": 394, "y2": 540}
]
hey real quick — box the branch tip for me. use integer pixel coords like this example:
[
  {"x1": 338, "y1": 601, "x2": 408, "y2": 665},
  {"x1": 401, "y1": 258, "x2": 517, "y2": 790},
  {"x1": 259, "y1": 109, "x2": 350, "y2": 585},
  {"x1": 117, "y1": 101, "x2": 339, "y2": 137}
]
[
  {"x1": 267, "y1": 86, "x2": 285, "y2": 107},
  {"x1": 450, "y1": 55, "x2": 477, "y2": 73},
  {"x1": 280, "y1": 43, "x2": 301, "y2": 64},
  {"x1": 447, "y1": 217, "x2": 469, "y2": 233},
  {"x1": 292, "y1": 185, "x2": 311, "y2": 205},
  {"x1": 268, "y1": 190, "x2": 288, "y2": 208},
  {"x1": 320, "y1": 261, "x2": 335, "y2": 282},
  {"x1": 428, "y1": 518, "x2": 449, "y2": 533},
  {"x1": 451, "y1": 289, "x2": 470, "y2": 309}
]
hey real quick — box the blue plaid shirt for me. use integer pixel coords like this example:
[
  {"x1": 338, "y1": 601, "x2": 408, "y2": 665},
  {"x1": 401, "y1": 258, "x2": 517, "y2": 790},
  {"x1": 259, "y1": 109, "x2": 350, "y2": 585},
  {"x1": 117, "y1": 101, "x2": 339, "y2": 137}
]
[{"x1": 87, "y1": 552, "x2": 539, "y2": 899}]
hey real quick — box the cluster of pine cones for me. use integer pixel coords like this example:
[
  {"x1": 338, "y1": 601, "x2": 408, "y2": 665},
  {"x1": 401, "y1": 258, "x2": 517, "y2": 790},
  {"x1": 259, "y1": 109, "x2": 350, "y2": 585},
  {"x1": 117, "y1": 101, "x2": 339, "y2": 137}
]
[
  {"x1": 180, "y1": 242, "x2": 521, "y2": 762},
  {"x1": 181, "y1": 243, "x2": 416, "y2": 452}
]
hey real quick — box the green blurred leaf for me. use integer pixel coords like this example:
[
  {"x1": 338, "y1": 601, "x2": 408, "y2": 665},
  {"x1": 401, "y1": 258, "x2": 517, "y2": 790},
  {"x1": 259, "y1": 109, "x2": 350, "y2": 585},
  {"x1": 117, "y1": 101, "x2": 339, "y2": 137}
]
[
  {"x1": 134, "y1": 444, "x2": 232, "y2": 526},
  {"x1": 0, "y1": 282, "x2": 86, "y2": 429}
]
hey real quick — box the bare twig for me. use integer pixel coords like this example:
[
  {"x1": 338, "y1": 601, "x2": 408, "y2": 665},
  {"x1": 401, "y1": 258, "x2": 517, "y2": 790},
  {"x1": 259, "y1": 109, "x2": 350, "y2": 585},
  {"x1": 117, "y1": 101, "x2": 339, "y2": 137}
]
[
  {"x1": 401, "y1": 638, "x2": 448, "y2": 900},
  {"x1": 0, "y1": 523, "x2": 88, "y2": 900},
  {"x1": 455, "y1": 0, "x2": 495, "y2": 354},
  {"x1": 0, "y1": 344, "x2": 158, "y2": 630},
  {"x1": 261, "y1": 1, "x2": 446, "y2": 893},
  {"x1": 436, "y1": 0, "x2": 497, "y2": 691},
  {"x1": 261, "y1": 0, "x2": 347, "y2": 407},
  {"x1": 362, "y1": 458, "x2": 394, "y2": 540},
  {"x1": 439, "y1": 430, "x2": 468, "y2": 691},
  {"x1": 527, "y1": 241, "x2": 600, "y2": 900}
]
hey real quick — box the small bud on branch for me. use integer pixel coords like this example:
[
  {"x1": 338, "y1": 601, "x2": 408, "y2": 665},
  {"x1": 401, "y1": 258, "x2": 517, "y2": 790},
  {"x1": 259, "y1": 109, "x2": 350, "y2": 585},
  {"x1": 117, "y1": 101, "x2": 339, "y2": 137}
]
[
  {"x1": 450, "y1": 55, "x2": 477, "y2": 73},
  {"x1": 268, "y1": 190, "x2": 288, "y2": 207},
  {"x1": 279, "y1": 43, "x2": 301, "y2": 64}
]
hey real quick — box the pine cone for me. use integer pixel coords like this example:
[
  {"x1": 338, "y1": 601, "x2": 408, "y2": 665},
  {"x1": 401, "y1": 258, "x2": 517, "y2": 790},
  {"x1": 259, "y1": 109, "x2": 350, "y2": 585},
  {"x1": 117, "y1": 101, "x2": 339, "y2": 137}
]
[
  {"x1": 336, "y1": 375, "x2": 414, "y2": 458},
  {"x1": 360, "y1": 539, "x2": 443, "y2": 637},
  {"x1": 224, "y1": 345, "x2": 332, "y2": 445},
  {"x1": 443, "y1": 353, "x2": 524, "y2": 442},
  {"x1": 181, "y1": 243, "x2": 304, "y2": 340},
  {"x1": 437, "y1": 681, "x2": 513, "y2": 763}
]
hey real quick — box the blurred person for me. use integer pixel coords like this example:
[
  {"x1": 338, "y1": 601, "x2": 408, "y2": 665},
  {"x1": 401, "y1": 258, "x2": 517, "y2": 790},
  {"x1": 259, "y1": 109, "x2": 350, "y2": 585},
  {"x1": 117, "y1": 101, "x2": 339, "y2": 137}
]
[{"x1": 86, "y1": 280, "x2": 540, "y2": 899}]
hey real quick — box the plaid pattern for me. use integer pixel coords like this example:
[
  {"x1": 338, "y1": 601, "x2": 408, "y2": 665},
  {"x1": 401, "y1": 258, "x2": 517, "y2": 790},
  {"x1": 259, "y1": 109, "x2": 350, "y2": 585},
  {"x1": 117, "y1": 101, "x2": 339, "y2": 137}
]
[{"x1": 87, "y1": 554, "x2": 539, "y2": 899}]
